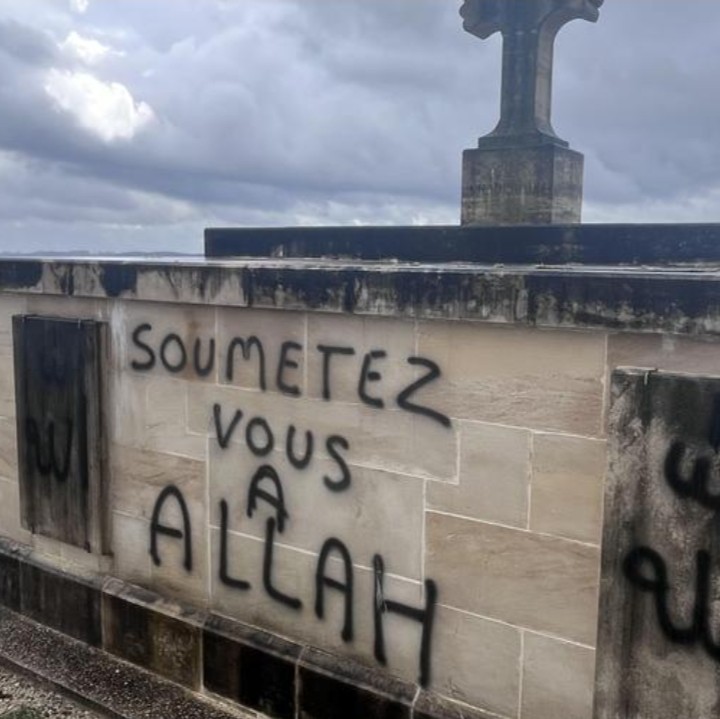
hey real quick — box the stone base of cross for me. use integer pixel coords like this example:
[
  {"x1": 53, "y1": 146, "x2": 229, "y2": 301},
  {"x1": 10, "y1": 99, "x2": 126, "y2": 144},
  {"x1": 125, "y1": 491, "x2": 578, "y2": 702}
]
[
  {"x1": 459, "y1": 0, "x2": 603, "y2": 225},
  {"x1": 462, "y1": 142, "x2": 584, "y2": 225}
]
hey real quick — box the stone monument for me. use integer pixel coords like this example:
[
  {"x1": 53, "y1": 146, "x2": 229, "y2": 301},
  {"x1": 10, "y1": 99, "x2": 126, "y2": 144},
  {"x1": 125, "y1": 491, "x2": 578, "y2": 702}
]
[{"x1": 460, "y1": 0, "x2": 604, "y2": 225}]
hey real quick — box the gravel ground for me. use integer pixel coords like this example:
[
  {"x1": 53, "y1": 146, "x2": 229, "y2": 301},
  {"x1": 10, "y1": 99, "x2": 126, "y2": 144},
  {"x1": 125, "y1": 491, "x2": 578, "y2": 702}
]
[{"x1": 0, "y1": 663, "x2": 106, "y2": 718}]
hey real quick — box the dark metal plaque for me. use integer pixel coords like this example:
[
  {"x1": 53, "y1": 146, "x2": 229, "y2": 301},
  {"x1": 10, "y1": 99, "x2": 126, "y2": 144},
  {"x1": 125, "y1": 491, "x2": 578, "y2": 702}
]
[{"x1": 13, "y1": 315, "x2": 106, "y2": 552}]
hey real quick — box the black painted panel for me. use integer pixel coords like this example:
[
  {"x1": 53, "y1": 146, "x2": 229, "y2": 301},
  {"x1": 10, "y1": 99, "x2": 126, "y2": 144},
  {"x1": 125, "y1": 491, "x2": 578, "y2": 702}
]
[
  {"x1": 19, "y1": 561, "x2": 101, "y2": 646},
  {"x1": 0, "y1": 553, "x2": 20, "y2": 611},
  {"x1": 12, "y1": 315, "x2": 106, "y2": 552},
  {"x1": 298, "y1": 666, "x2": 411, "y2": 719},
  {"x1": 203, "y1": 627, "x2": 296, "y2": 719}
]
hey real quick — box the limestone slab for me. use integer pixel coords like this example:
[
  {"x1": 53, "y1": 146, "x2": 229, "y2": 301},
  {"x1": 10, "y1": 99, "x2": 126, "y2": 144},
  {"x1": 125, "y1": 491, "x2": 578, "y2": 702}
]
[
  {"x1": 432, "y1": 606, "x2": 521, "y2": 718},
  {"x1": 111, "y1": 511, "x2": 152, "y2": 586},
  {"x1": 418, "y1": 323, "x2": 605, "y2": 436},
  {"x1": 0, "y1": 416, "x2": 17, "y2": 481},
  {"x1": 521, "y1": 633, "x2": 595, "y2": 719},
  {"x1": 306, "y1": 313, "x2": 416, "y2": 406},
  {"x1": 110, "y1": 444, "x2": 205, "y2": 523},
  {"x1": 188, "y1": 384, "x2": 458, "y2": 482},
  {"x1": 144, "y1": 377, "x2": 207, "y2": 460},
  {"x1": 210, "y1": 529, "x2": 429, "y2": 686},
  {"x1": 429, "y1": 421, "x2": 530, "y2": 528},
  {"x1": 0, "y1": 477, "x2": 31, "y2": 545},
  {"x1": 530, "y1": 433, "x2": 606, "y2": 544},
  {"x1": 111, "y1": 301, "x2": 217, "y2": 383},
  {"x1": 217, "y1": 307, "x2": 305, "y2": 395},
  {"x1": 0, "y1": 354, "x2": 15, "y2": 419},
  {"x1": 426, "y1": 512, "x2": 599, "y2": 645},
  {"x1": 209, "y1": 443, "x2": 424, "y2": 580}
]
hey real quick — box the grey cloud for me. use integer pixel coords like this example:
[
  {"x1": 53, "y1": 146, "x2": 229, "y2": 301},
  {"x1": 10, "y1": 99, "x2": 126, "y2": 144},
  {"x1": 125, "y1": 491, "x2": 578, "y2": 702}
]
[
  {"x1": 1, "y1": 0, "x2": 720, "y2": 255},
  {"x1": 0, "y1": 19, "x2": 57, "y2": 65}
]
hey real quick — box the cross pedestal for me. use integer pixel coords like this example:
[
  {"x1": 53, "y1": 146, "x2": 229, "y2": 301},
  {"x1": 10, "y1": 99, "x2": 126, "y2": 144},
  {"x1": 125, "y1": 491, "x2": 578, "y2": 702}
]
[{"x1": 460, "y1": 0, "x2": 603, "y2": 225}]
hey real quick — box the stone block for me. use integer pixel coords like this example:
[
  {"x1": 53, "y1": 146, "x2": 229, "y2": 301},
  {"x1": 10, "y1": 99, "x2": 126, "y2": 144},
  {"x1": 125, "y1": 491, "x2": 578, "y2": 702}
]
[
  {"x1": 144, "y1": 377, "x2": 207, "y2": 460},
  {"x1": 607, "y1": 333, "x2": 720, "y2": 376},
  {"x1": 106, "y1": 371, "x2": 149, "y2": 449},
  {"x1": 0, "y1": 551, "x2": 20, "y2": 611},
  {"x1": 111, "y1": 300, "x2": 218, "y2": 383},
  {"x1": 111, "y1": 511, "x2": 151, "y2": 586},
  {"x1": 0, "y1": 353, "x2": 15, "y2": 419},
  {"x1": 217, "y1": 306, "x2": 306, "y2": 395},
  {"x1": 418, "y1": 323, "x2": 605, "y2": 436},
  {"x1": 529, "y1": 434, "x2": 606, "y2": 544},
  {"x1": 209, "y1": 443, "x2": 424, "y2": 581},
  {"x1": 103, "y1": 591, "x2": 202, "y2": 689},
  {"x1": 462, "y1": 144, "x2": 584, "y2": 226},
  {"x1": 110, "y1": 445, "x2": 208, "y2": 604},
  {"x1": 429, "y1": 422, "x2": 530, "y2": 528},
  {"x1": 0, "y1": 478, "x2": 31, "y2": 545},
  {"x1": 298, "y1": 664, "x2": 411, "y2": 719},
  {"x1": 0, "y1": 416, "x2": 18, "y2": 481},
  {"x1": 305, "y1": 313, "x2": 416, "y2": 406},
  {"x1": 521, "y1": 632, "x2": 595, "y2": 719},
  {"x1": 596, "y1": 370, "x2": 720, "y2": 718},
  {"x1": 19, "y1": 560, "x2": 101, "y2": 646},
  {"x1": 110, "y1": 444, "x2": 205, "y2": 522},
  {"x1": 210, "y1": 529, "x2": 428, "y2": 685},
  {"x1": 188, "y1": 384, "x2": 458, "y2": 482},
  {"x1": 426, "y1": 512, "x2": 599, "y2": 645},
  {"x1": 432, "y1": 606, "x2": 521, "y2": 717},
  {"x1": 413, "y1": 692, "x2": 499, "y2": 719},
  {"x1": 204, "y1": 617, "x2": 300, "y2": 719},
  {"x1": 25, "y1": 295, "x2": 108, "y2": 321}
]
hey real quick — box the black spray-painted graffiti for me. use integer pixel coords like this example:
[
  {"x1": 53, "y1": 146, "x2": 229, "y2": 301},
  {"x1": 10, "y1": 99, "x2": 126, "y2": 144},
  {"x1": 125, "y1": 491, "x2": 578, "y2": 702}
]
[
  {"x1": 130, "y1": 324, "x2": 451, "y2": 429},
  {"x1": 133, "y1": 322, "x2": 445, "y2": 687},
  {"x1": 623, "y1": 396, "x2": 720, "y2": 660},
  {"x1": 24, "y1": 417, "x2": 74, "y2": 482}
]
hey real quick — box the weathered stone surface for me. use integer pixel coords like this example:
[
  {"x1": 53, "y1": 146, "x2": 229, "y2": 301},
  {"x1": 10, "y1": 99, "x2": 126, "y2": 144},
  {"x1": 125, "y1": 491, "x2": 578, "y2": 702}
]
[
  {"x1": 432, "y1": 606, "x2": 521, "y2": 717},
  {"x1": 209, "y1": 444, "x2": 424, "y2": 580},
  {"x1": 530, "y1": 433, "x2": 606, "y2": 544},
  {"x1": 110, "y1": 445, "x2": 208, "y2": 605},
  {"x1": 462, "y1": 144, "x2": 584, "y2": 225},
  {"x1": 19, "y1": 560, "x2": 102, "y2": 646},
  {"x1": 0, "y1": 478, "x2": 31, "y2": 546},
  {"x1": 217, "y1": 306, "x2": 306, "y2": 396},
  {"x1": 210, "y1": 529, "x2": 426, "y2": 684},
  {"x1": 188, "y1": 383, "x2": 458, "y2": 482},
  {"x1": 0, "y1": 417, "x2": 18, "y2": 481},
  {"x1": 418, "y1": 323, "x2": 605, "y2": 436},
  {"x1": 428, "y1": 421, "x2": 531, "y2": 528},
  {"x1": 426, "y1": 512, "x2": 599, "y2": 644},
  {"x1": 459, "y1": 0, "x2": 603, "y2": 224},
  {"x1": 13, "y1": 316, "x2": 107, "y2": 553},
  {"x1": 204, "y1": 615, "x2": 301, "y2": 719},
  {"x1": 103, "y1": 590, "x2": 201, "y2": 689},
  {"x1": 522, "y1": 632, "x2": 595, "y2": 719},
  {"x1": 305, "y1": 313, "x2": 416, "y2": 405},
  {"x1": 596, "y1": 369, "x2": 720, "y2": 718}
]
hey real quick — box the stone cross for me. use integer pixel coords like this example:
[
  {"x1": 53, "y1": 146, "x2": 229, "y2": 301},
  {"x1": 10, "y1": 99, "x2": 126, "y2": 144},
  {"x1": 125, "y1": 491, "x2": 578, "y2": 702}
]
[
  {"x1": 461, "y1": 0, "x2": 604, "y2": 147},
  {"x1": 459, "y1": 0, "x2": 604, "y2": 225}
]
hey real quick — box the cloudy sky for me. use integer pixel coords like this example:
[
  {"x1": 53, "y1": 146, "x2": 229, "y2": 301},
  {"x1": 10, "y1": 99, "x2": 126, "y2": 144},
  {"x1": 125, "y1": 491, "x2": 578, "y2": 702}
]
[{"x1": 0, "y1": 0, "x2": 718, "y2": 255}]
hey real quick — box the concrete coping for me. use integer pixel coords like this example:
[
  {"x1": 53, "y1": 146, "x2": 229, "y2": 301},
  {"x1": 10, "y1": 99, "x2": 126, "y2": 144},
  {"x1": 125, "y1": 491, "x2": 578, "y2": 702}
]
[{"x1": 2, "y1": 223, "x2": 720, "y2": 335}]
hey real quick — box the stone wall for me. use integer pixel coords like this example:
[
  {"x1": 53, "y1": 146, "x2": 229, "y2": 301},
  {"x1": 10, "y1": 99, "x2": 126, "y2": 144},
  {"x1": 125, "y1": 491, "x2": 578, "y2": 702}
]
[{"x1": 1, "y1": 247, "x2": 720, "y2": 719}]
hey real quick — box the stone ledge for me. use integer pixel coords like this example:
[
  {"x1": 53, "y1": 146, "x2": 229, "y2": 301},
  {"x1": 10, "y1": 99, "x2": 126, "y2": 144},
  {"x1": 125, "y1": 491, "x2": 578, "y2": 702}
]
[
  {"x1": 204, "y1": 224, "x2": 720, "y2": 266},
  {"x1": 2, "y1": 257, "x2": 720, "y2": 336},
  {"x1": 0, "y1": 538, "x2": 492, "y2": 719}
]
